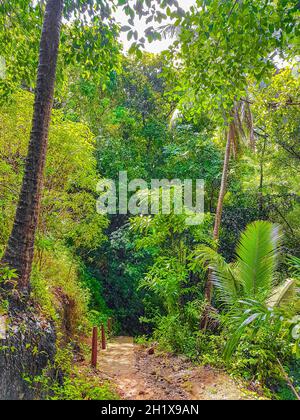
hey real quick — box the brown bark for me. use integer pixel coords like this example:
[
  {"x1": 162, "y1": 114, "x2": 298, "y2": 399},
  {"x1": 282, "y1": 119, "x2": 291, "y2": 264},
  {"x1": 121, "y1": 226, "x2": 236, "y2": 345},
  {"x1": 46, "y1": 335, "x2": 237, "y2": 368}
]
[
  {"x1": 1, "y1": 0, "x2": 64, "y2": 293},
  {"x1": 205, "y1": 123, "x2": 233, "y2": 304},
  {"x1": 213, "y1": 124, "x2": 234, "y2": 241},
  {"x1": 259, "y1": 136, "x2": 267, "y2": 218}
]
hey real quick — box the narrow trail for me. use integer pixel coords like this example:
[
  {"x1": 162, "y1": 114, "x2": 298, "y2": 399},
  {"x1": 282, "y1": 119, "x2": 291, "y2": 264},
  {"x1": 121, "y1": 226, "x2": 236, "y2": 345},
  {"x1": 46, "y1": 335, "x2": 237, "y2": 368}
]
[{"x1": 96, "y1": 337, "x2": 259, "y2": 400}]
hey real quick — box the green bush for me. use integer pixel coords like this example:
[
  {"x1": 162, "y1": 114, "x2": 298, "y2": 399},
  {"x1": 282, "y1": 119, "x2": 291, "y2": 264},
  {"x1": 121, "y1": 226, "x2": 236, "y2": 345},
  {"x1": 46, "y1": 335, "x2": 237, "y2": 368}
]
[
  {"x1": 29, "y1": 342, "x2": 118, "y2": 401},
  {"x1": 49, "y1": 376, "x2": 118, "y2": 401}
]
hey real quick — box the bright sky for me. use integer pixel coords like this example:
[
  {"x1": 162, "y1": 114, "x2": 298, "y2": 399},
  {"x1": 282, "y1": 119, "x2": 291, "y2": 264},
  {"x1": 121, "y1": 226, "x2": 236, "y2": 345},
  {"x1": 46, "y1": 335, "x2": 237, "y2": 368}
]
[{"x1": 115, "y1": 0, "x2": 197, "y2": 53}]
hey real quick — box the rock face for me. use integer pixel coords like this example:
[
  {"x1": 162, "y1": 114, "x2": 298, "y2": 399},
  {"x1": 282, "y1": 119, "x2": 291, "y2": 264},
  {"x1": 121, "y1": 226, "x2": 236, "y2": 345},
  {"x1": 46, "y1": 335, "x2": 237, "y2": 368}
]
[{"x1": 0, "y1": 311, "x2": 56, "y2": 400}]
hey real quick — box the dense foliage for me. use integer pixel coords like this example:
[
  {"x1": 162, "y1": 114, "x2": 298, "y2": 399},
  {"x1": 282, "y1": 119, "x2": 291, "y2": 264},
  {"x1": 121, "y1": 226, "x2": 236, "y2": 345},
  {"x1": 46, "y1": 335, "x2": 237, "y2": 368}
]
[{"x1": 0, "y1": 0, "x2": 299, "y2": 400}]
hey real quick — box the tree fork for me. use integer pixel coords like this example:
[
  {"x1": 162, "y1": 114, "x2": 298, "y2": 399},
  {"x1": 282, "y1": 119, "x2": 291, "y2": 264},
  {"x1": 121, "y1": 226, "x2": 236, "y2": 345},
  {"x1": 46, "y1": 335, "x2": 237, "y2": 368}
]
[{"x1": 1, "y1": 0, "x2": 64, "y2": 294}]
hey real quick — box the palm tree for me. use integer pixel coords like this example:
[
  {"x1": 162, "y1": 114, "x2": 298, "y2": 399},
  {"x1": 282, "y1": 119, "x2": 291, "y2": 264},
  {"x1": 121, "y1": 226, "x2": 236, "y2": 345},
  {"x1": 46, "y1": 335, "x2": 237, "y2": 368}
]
[
  {"x1": 1, "y1": 0, "x2": 64, "y2": 295},
  {"x1": 170, "y1": 100, "x2": 256, "y2": 328},
  {"x1": 196, "y1": 221, "x2": 295, "y2": 305},
  {"x1": 205, "y1": 100, "x2": 256, "y2": 304},
  {"x1": 195, "y1": 221, "x2": 298, "y2": 357}
]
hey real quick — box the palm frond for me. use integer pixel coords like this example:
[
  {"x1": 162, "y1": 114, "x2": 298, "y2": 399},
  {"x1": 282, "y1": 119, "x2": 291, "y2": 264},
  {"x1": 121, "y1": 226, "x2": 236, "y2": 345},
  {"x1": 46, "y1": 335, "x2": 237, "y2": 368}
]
[
  {"x1": 267, "y1": 279, "x2": 296, "y2": 308},
  {"x1": 231, "y1": 100, "x2": 256, "y2": 155},
  {"x1": 212, "y1": 263, "x2": 241, "y2": 307},
  {"x1": 224, "y1": 312, "x2": 261, "y2": 361},
  {"x1": 223, "y1": 299, "x2": 276, "y2": 361},
  {"x1": 235, "y1": 221, "x2": 283, "y2": 301},
  {"x1": 194, "y1": 245, "x2": 241, "y2": 306},
  {"x1": 288, "y1": 256, "x2": 300, "y2": 277}
]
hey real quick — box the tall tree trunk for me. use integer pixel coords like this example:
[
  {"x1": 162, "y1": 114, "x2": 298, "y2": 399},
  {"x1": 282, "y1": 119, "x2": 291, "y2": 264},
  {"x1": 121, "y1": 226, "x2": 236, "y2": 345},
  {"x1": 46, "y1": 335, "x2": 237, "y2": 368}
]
[
  {"x1": 1, "y1": 0, "x2": 63, "y2": 294},
  {"x1": 204, "y1": 123, "x2": 233, "y2": 304},
  {"x1": 259, "y1": 136, "x2": 267, "y2": 218},
  {"x1": 213, "y1": 124, "x2": 234, "y2": 241}
]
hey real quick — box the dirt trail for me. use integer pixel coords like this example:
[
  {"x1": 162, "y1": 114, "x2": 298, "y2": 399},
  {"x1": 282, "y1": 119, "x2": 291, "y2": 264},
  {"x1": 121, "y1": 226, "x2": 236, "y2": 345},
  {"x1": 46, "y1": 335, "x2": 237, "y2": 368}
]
[{"x1": 97, "y1": 336, "x2": 259, "y2": 400}]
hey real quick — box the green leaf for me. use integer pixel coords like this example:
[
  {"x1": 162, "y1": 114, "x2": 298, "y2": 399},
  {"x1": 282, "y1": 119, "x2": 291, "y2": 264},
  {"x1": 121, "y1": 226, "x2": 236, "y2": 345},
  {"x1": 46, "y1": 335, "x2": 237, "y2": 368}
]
[
  {"x1": 236, "y1": 221, "x2": 282, "y2": 301},
  {"x1": 121, "y1": 25, "x2": 131, "y2": 32}
]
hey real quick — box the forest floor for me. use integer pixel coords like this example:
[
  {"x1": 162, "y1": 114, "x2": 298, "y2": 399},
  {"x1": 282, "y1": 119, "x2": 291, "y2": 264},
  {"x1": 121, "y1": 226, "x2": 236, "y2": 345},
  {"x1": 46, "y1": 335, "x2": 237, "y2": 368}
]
[{"x1": 80, "y1": 336, "x2": 263, "y2": 400}]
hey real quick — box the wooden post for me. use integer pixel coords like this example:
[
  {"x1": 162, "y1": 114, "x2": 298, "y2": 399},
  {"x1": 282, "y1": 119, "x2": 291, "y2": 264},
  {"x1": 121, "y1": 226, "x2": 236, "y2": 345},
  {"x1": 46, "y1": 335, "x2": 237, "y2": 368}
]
[
  {"x1": 101, "y1": 324, "x2": 106, "y2": 350},
  {"x1": 107, "y1": 317, "x2": 112, "y2": 335},
  {"x1": 91, "y1": 327, "x2": 98, "y2": 368}
]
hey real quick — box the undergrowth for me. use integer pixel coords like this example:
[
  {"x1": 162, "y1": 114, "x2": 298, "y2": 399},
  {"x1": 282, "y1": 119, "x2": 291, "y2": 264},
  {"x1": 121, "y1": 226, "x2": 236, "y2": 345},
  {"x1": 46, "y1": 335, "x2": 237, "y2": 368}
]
[
  {"x1": 142, "y1": 312, "x2": 300, "y2": 400},
  {"x1": 26, "y1": 339, "x2": 118, "y2": 401}
]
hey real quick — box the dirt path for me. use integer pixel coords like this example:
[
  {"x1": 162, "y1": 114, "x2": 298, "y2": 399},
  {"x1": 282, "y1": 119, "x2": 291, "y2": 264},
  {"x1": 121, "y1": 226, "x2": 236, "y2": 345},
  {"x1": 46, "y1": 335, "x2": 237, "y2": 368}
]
[{"x1": 97, "y1": 336, "x2": 259, "y2": 400}]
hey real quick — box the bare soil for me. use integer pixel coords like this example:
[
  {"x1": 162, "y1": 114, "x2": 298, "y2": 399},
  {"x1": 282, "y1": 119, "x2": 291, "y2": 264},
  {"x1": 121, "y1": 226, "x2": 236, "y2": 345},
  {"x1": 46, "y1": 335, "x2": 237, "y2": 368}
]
[{"x1": 93, "y1": 336, "x2": 260, "y2": 400}]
